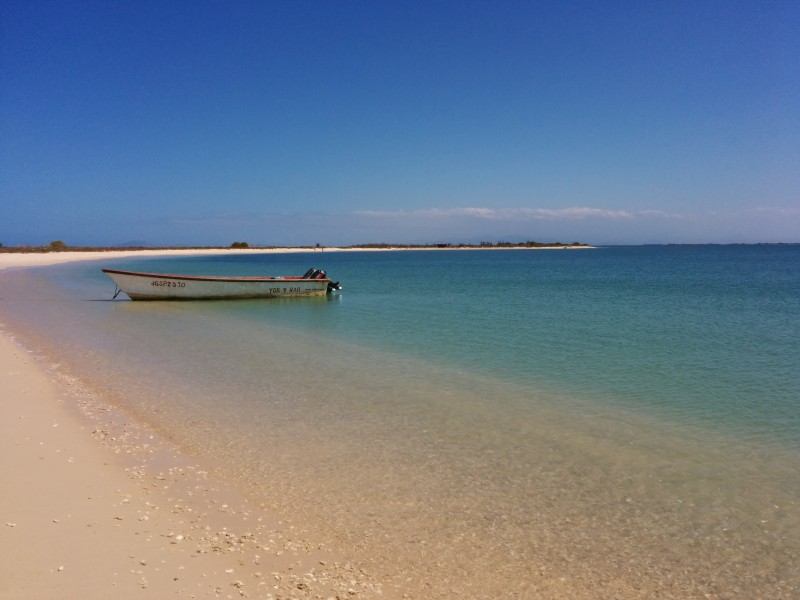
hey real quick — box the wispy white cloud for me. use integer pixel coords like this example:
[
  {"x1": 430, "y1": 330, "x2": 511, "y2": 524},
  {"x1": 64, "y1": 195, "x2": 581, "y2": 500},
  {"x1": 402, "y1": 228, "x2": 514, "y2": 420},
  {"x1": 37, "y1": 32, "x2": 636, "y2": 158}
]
[
  {"x1": 739, "y1": 206, "x2": 800, "y2": 217},
  {"x1": 121, "y1": 203, "x2": 799, "y2": 246},
  {"x1": 172, "y1": 206, "x2": 688, "y2": 227},
  {"x1": 354, "y1": 207, "x2": 683, "y2": 220}
]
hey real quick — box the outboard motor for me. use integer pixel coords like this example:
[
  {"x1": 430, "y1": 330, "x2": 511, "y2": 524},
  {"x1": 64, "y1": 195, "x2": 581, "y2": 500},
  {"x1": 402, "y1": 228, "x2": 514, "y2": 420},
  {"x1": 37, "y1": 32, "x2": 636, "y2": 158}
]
[
  {"x1": 302, "y1": 268, "x2": 327, "y2": 279},
  {"x1": 303, "y1": 267, "x2": 341, "y2": 293}
]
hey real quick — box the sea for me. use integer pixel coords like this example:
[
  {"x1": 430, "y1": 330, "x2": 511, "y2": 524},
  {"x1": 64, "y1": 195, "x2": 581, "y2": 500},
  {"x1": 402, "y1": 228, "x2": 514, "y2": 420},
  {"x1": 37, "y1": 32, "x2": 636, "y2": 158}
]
[{"x1": 1, "y1": 245, "x2": 798, "y2": 599}]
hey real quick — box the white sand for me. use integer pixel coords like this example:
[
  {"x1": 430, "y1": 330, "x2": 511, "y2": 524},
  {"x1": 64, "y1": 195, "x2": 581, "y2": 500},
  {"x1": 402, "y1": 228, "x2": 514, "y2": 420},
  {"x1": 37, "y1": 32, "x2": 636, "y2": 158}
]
[
  {"x1": 0, "y1": 243, "x2": 592, "y2": 271},
  {"x1": 0, "y1": 247, "x2": 348, "y2": 271}
]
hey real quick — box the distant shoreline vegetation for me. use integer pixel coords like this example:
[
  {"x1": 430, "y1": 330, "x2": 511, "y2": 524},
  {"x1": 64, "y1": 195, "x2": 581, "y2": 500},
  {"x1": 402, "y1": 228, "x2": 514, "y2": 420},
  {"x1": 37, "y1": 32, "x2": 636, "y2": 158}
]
[
  {"x1": 3, "y1": 241, "x2": 799, "y2": 254},
  {"x1": 348, "y1": 241, "x2": 590, "y2": 249},
  {"x1": 0, "y1": 240, "x2": 592, "y2": 253}
]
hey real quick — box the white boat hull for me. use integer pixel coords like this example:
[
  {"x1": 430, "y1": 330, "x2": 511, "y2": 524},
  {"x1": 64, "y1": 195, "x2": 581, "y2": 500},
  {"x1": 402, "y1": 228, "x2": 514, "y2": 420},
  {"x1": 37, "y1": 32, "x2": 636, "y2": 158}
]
[{"x1": 102, "y1": 268, "x2": 335, "y2": 300}]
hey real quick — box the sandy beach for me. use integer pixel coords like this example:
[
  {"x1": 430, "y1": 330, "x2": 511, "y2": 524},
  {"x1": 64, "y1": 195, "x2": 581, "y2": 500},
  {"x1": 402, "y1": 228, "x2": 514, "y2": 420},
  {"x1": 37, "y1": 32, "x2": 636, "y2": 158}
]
[
  {"x1": 0, "y1": 250, "x2": 383, "y2": 599},
  {"x1": 0, "y1": 247, "x2": 350, "y2": 272},
  {"x1": 0, "y1": 244, "x2": 592, "y2": 272}
]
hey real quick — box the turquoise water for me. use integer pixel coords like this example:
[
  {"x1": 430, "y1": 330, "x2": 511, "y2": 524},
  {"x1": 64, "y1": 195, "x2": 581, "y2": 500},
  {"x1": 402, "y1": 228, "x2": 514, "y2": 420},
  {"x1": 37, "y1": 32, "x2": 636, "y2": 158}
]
[
  {"x1": 2, "y1": 245, "x2": 799, "y2": 598},
  {"x1": 75, "y1": 245, "x2": 800, "y2": 442}
]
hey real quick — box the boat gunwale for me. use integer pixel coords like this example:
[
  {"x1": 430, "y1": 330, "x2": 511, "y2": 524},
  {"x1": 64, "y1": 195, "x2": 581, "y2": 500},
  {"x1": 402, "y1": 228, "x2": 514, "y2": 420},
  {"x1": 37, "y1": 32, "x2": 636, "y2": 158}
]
[{"x1": 101, "y1": 268, "x2": 330, "y2": 283}]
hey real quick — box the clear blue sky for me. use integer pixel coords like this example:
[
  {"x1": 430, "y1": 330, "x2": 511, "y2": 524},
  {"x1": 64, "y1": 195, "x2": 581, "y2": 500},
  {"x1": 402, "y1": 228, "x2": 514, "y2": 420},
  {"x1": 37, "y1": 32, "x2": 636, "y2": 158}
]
[{"x1": 2, "y1": 0, "x2": 798, "y2": 246}]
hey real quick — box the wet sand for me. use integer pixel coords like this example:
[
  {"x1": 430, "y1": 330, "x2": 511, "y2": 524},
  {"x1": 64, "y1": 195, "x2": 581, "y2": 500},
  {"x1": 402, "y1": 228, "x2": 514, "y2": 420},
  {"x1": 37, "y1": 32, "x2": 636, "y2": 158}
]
[{"x1": 0, "y1": 332, "x2": 388, "y2": 600}]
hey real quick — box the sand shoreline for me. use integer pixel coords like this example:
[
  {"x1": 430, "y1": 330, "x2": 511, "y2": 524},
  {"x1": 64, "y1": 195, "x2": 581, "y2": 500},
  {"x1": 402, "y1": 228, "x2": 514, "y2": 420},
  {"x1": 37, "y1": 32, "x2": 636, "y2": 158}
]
[
  {"x1": 0, "y1": 253, "x2": 386, "y2": 599},
  {"x1": 0, "y1": 247, "x2": 343, "y2": 271},
  {"x1": 0, "y1": 244, "x2": 593, "y2": 271}
]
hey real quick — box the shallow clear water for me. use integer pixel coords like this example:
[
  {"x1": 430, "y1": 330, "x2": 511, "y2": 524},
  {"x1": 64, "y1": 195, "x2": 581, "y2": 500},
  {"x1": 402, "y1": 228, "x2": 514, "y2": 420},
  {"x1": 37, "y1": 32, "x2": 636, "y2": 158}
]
[{"x1": 2, "y1": 245, "x2": 799, "y2": 598}]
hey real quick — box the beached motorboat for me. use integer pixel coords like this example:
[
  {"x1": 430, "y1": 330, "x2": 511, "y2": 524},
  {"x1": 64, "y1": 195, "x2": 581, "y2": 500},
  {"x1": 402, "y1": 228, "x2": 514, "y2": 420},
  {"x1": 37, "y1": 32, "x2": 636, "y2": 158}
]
[{"x1": 102, "y1": 267, "x2": 342, "y2": 300}]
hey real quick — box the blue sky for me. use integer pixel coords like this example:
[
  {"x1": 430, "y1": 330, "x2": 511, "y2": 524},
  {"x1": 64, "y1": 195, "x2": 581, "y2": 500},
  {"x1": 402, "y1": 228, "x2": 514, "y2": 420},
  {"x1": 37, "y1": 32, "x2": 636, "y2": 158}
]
[{"x1": 1, "y1": 1, "x2": 798, "y2": 246}]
